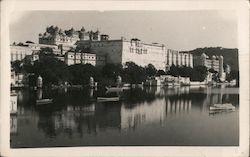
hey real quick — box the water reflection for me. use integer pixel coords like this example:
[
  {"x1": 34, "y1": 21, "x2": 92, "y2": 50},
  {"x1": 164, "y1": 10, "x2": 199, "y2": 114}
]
[
  {"x1": 10, "y1": 85, "x2": 239, "y2": 147},
  {"x1": 10, "y1": 115, "x2": 17, "y2": 135}
]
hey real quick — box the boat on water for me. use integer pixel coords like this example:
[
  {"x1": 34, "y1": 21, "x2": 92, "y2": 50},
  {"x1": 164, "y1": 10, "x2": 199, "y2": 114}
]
[
  {"x1": 105, "y1": 86, "x2": 123, "y2": 92},
  {"x1": 97, "y1": 97, "x2": 120, "y2": 102},
  {"x1": 36, "y1": 99, "x2": 53, "y2": 105},
  {"x1": 209, "y1": 103, "x2": 235, "y2": 111}
]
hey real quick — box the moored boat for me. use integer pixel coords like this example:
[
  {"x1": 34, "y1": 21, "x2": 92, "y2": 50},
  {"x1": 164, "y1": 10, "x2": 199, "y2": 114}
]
[
  {"x1": 36, "y1": 99, "x2": 53, "y2": 105},
  {"x1": 105, "y1": 86, "x2": 123, "y2": 92},
  {"x1": 97, "y1": 97, "x2": 120, "y2": 102},
  {"x1": 209, "y1": 103, "x2": 235, "y2": 111}
]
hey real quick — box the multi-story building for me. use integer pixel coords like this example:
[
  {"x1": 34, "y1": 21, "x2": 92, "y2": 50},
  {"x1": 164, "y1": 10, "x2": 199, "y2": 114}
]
[
  {"x1": 64, "y1": 51, "x2": 106, "y2": 66},
  {"x1": 193, "y1": 53, "x2": 221, "y2": 72},
  {"x1": 193, "y1": 53, "x2": 225, "y2": 80},
  {"x1": 39, "y1": 28, "x2": 80, "y2": 46},
  {"x1": 39, "y1": 26, "x2": 101, "y2": 47},
  {"x1": 26, "y1": 43, "x2": 59, "y2": 53},
  {"x1": 10, "y1": 45, "x2": 33, "y2": 62},
  {"x1": 166, "y1": 49, "x2": 193, "y2": 68},
  {"x1": 89, "y1": 37, "x2": 167, "y2": 70}
]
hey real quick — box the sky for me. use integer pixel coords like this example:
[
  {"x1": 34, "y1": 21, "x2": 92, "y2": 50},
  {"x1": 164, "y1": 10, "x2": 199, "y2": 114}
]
[{"x1": 10, "y1": 10, "x2": 238, "y2": 51}]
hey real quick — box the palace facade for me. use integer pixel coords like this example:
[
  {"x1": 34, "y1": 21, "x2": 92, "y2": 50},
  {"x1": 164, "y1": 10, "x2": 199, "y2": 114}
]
[
  {"x1": 166, "y1": 49, "x2": 193, "y2": 69},
  {"x1": 11, "y1": 26, "x2": 194, "y2": 71},
  {"x1": 88, "y1": 38, "x2": 167, "y2": 70}
]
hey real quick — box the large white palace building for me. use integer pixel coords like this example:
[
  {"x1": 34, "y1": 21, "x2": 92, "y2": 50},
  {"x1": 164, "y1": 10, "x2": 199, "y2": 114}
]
[{"x1": 11, "y1": 26, "x2": 193, "y2": 71}]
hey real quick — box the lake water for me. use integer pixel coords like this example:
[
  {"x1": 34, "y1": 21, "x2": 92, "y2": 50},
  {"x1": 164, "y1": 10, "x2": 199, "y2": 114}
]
[{"x1": 10, "y1": 85, "x2": 239, "y2": 147}]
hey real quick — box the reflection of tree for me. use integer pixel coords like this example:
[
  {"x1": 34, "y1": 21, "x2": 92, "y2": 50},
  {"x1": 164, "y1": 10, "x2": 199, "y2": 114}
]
[
  {"x1": 95, "y1": 103, "x2": 122, "y2": 130},
  {"x1": 122, "y1": 88, "x2": 162, "y2": 108},
  {"x1": 37, "y1": 112, "x2": 57, "y2": 138}
]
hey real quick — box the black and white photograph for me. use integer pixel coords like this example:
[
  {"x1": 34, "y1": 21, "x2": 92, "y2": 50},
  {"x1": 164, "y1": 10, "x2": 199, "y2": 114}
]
[{"x1": 1, "y1": 1, "x2": 249, "y2": 157}]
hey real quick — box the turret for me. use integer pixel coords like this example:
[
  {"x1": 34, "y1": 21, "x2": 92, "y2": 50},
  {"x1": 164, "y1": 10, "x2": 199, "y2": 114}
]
[
  {"x1": 219, "y1": 55, "x2": 224, "y2": 81},
  {"x1": 37, "y1": 75, "x2": 43, "y2": 88}
]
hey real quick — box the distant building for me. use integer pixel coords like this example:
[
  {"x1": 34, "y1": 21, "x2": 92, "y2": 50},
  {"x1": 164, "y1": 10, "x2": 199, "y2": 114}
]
[
  {"x1": 193, "y1": 53, "x2": 219, "y2": 71},
  {"x1": 10, "y1": 93, "x2": 17, "y2": 114},
  {"x1": 38, "y1": 26, "x2": 101, "y2": 47},
  {"x1": 10, "y1": 45, "x2": 32, "y2": 62},
  {"x1": 11, "y1": 43, "x2": 60, "y2": 62},
  {"x1": 26, "y1": 43, "x2": 59, "y2": 53},
  {"x1": 39, "y1": 28, "x2": 79, "y2": 47},
  {"x1": 166, "y1": 49, "x2": 193, "y2": 69},
  {"x1": 64, "y1": 51, "x2": 106, "y2": 66},
  {"x1": 10, "y1": 71, "x2": 26, "y2": 87},
  {"x1": 193, "y1": 53, "x2": 225, "y2": 81}
]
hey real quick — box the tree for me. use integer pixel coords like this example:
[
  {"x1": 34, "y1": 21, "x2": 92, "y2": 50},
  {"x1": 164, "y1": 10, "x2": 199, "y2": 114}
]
[
  {"x1": 145, "y1": 64, "x2": 157, "y2": 77},
  {"x1": 46, "y1": 25, "x2": 59, "y2": 35},
  {"x1": 11, "y1": 60, "x2": 24, "y2": 73},
  {"x1": 69, "y1": 64, "x2": 101, "y2": 85},
  {"x1": 39, "y1": 47, "x2": 54, "y2": 56},
  {"x1": 226, "y1": 70, "x2": 239, "y2": 83},
  {"x1": 156, "y1": 70, "x2": 166, "y2": 76},
  {"x1": 102, "y1": 63, "x2": 123, "y2": 78},
  {"x1": 208, "y1": 68, "x2": 217, "y2": 73},
  {"x1": 168, "y1": 65, "x2": 180, "y2": 77},
  {"x1": 33, "y1": 56, "x2": 71, "y2": 86},
  {"x1": 65, "y1": 27, "x2": 75, "y2": 37},
  {"x1": 190, "y1": 66, "x2": 208, "y2": 82},
  {"x1": 17, "y1": 42, "x2": 25, "y2": 46},
  {"x1": 25, "y1": 41, "x2": 34, "y2": 44},
  {"x1": 122, "y1": 62, "x2": 147, "y2": 84}
]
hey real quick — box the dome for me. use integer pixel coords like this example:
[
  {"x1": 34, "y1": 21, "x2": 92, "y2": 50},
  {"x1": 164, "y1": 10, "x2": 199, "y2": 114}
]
[{"x1": 201, "y1": 53, "x2": 207, "y2": 58}]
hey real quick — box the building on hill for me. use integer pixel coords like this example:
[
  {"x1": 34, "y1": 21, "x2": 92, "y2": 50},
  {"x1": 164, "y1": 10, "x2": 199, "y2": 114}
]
[
  {"x1": 38, "y1": 26, "x2": 102, "y2": 47},
  {"x1": 193, "y1": 53, "x2": 225, "y2": 81},
  {"x1": 193, "y1": 53, "x2": 220, "y2": 71},
  {"x1": 39, "y1": 26, "x2": 80, "y2": 46}
]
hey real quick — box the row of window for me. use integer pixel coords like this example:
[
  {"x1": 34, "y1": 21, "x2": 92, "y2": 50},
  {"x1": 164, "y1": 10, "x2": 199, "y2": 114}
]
[
  {"x1": 68, "y1": 55, "x2": 96, "y2": 59},
  {"x1": 129, "y1": 48, "x2": 147, "y2": 54}
]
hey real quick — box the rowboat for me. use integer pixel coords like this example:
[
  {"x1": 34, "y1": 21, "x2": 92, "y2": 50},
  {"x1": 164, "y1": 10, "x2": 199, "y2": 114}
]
[
  {"x1": 105, "y1": 86, "x2": 123, "y2": 92},
  {"x1": 36, "y1": 99, "x2": 53, "y2": 105},
  {"x1": 97, "y1": 97, "x2": 120, "y2": 102},
  {"x1": 209, "y1": 103, "x2": 235, "y2": 111}
]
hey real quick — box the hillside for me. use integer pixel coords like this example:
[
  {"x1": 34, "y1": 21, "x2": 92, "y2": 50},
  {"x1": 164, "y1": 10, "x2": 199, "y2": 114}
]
[{"x1": 181, "y1": 47, "x2": 239, "y2": 71}]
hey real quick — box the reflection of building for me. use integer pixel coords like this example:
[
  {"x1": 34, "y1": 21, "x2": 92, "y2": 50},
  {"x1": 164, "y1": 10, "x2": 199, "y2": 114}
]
[
  {"x1": 121, "y1": 99, "x2": 166, "y2": 129},
  {"x1": 166, "y1": 49, "x2": 193, "y2": 69},
  {"x1": 10, "y1": 115, "x2": 18, "y2": 134},
  {"x1": 166, "y1": 97, "x2": 192, "y2": 115},
  {"x1": 10, "y1": 93, "x2": 18, "y2": 114}
]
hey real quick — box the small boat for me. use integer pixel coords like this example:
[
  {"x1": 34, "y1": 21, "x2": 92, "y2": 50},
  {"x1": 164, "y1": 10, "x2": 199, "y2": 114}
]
[
  {"x1": 209, "y1": 103, "x2": 235, "y2": 111},
  {"x1": 105, "y1": 86, "x2": 123, "y2": 92},
  {"x1": 36, "y1": 99, "x2": 53, "y2": 105},
  {"x1": 97, "y1": 97, "x2": 120, "y2": 102}
]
